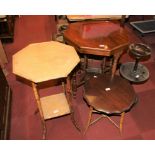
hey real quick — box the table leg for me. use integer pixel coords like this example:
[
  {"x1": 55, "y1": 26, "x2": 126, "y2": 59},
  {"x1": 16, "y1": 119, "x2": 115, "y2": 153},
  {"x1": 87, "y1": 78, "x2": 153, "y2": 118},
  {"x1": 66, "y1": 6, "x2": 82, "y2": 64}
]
[
  {"x1": 32, "y1": 82, "x2": 46, "y2": 139},
  {"x1": 72, "y1": 69, "x2": 77, "y2": 98},
  {"x1": 83, "y1": 54, "x2": 88, "y2": 72},
  {"x1": 83, "y1": 54, "x2": 88, "y2": 81},
  {"x1": 75, "y1": 55, "x2": 88, "y2": 88},
  {"x1": 101, "y1": 57, "x2": 106, "y2": 73},
  {"x1": 111, "y1": 51, "x2": 123, "y2": 79},
  {"x1": 120, "y1": 112, "x2": 125, "y2": 134},
  {"x1": 66, "y1": 76, "x2": 81, "y2": 132}
]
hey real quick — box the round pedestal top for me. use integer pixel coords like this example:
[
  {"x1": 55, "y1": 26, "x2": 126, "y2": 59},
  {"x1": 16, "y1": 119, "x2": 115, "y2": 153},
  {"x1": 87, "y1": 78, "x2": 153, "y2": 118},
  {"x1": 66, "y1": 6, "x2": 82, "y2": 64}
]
[{"x1": 129, "y1": 43, "x2": 151, "y2": 59}]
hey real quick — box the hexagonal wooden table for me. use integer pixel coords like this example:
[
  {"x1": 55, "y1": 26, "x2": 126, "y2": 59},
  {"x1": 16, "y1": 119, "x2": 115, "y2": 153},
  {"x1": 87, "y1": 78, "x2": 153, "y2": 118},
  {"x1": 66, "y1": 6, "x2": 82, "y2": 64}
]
[
  {"x1": 64, "y1": 20, "x2": 129, "y2": 78},
  {"x1": 13, "y1": 41, "x2": 80, "y2": 139}
]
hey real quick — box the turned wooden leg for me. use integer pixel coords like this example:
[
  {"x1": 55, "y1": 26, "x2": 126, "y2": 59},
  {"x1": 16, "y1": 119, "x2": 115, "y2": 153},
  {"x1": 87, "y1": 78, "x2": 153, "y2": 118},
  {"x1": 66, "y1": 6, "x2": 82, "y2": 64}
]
[
  {"x1": 66, "y1": 76, "x2": 81, "y2": 132},
  {"x1": 83, "y1": 55, "x2": 88, "y2": 80},
  {"x1": 119, "y1": 112, "x2": 125, "y2": 134},
  {"x1": 111, "y1": 51, "x2": 123, "y2": 79},
  {"x1": 42, "y1": 125, "x2": 47, "y2": 140},
  {"x1": 101, "y1": 57, "x2": 106, "y2": 74},
  {"x1": 83, "y1": 55, "x2": 88, "y2": 72},
  {"x1": 72, "y1": 71, "x2": 77, "y2": 98}
]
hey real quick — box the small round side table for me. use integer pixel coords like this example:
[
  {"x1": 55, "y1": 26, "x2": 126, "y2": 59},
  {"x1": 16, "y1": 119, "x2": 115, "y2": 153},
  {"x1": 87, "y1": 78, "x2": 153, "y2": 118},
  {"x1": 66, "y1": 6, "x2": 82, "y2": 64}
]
[{"x1": 83, "y1": 74, "x2": 137, "y2": 134}]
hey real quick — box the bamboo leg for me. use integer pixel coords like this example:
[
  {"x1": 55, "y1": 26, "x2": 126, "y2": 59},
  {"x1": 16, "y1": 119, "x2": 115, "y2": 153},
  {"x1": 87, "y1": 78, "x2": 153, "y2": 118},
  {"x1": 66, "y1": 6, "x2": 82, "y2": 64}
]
[
  {"x1": 119, "y1": 112, "x2": 125, "y2": 134},
  {"x1": 32, "y1": 82, "x2": 46, "y2": 139},
  {"x1": 84, "y1": 106, "x2": 93, "y2": 135}
]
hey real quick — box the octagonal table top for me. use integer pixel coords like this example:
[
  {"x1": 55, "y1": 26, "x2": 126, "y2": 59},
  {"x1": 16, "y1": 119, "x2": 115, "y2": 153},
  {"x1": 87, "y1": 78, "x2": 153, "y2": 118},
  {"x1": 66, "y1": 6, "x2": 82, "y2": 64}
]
[
  {"x1": 13, "y1": 41, "x2": 80, "y2": 83},
  {"x1": 64, "y1": 21, "x2": 129, "y2": 56}
]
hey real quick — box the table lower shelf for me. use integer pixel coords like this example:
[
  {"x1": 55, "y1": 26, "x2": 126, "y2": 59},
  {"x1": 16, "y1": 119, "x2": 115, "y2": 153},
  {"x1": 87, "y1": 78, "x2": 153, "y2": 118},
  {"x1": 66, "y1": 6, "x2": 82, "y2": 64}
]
[{"x1": 40, "y1": 93, "x2": 70, "y2": 120}]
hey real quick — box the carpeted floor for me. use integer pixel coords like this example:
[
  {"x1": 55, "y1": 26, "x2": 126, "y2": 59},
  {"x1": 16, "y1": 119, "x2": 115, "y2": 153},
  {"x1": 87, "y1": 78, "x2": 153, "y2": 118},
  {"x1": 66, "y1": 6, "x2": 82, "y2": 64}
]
[{"x1": 3, "y1": 15, "x2": 155, "y2": 140}]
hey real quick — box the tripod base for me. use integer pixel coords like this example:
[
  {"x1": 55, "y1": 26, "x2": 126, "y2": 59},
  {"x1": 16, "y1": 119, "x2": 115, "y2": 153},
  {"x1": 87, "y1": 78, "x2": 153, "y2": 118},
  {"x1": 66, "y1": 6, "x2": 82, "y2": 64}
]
[{"x1": 120, "y1": 62, "x2": 149, "y2": 83}]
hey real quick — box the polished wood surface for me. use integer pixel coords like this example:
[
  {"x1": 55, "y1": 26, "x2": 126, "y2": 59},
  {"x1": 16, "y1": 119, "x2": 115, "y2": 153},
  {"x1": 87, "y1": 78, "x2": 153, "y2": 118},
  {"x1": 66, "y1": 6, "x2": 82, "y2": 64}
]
[
  {"x1": 64, "y1": 21, "x2": 129, "y2": 77},
  {"x1": 84, "y1": 74, "x2": 136, "y2": 114},
  {"x1": 83, "y1": 74, "x2": 137, "y2": 134},
  {"x1": 64, "y1": 21, "x2": 129, "y2": 57},
  {"x1": 13, "y1": 41, "x2": 80, "y2": 83}
]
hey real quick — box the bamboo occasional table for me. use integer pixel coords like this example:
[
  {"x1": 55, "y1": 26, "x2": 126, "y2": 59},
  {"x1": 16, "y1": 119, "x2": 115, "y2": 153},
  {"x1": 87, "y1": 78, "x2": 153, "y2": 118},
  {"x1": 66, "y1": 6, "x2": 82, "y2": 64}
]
[{"x1": 13, "y1": 41, "x2": 80, "y2": 139}]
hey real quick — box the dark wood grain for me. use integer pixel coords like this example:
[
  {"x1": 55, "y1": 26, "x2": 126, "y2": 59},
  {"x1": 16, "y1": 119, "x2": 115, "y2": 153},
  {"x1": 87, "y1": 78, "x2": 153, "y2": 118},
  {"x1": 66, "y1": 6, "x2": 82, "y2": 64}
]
[
  {"x1": 64, "y1": 21, "x2": 129, "y2": 77},
  {"x1": 64, "y1": 20, "x2": 129, "y2": 56},
  {"x1": 84, "y1": 74, "x2": 137, "y2": 115}
]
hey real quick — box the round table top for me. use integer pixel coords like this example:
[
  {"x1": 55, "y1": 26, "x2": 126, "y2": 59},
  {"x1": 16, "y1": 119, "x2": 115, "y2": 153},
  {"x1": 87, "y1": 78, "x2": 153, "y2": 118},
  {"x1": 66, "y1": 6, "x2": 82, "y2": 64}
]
[
  {"x1": 13, "y1": 41, "x2": 80, "y2": 83},
  {"x1": 64, "y1": 21, "x2": 129, "y2": 56},
  {"x1": 84, "y1": 74, "x2": 137, "y2": 114},
  {"x1": 129, "y1": 43, "x2": 151, "y2": 59}
]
